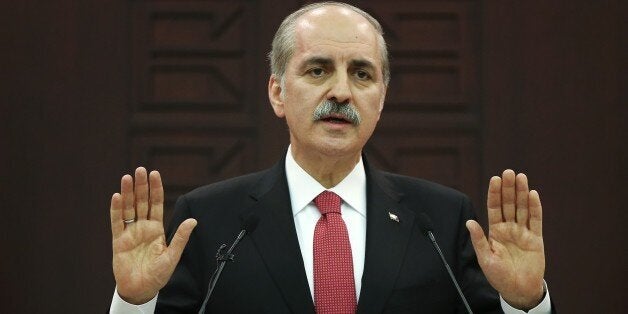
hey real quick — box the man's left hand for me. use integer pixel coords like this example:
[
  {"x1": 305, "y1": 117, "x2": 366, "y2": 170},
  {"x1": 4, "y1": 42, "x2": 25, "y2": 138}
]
[{"x1": 466, "y1": 169, "x2": 545, "y2": 310}]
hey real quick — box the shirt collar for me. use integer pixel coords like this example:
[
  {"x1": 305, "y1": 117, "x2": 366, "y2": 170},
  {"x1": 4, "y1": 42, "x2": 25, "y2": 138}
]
[{"x1": 285, "y1": 145, "x2": 367, "y2": 218}]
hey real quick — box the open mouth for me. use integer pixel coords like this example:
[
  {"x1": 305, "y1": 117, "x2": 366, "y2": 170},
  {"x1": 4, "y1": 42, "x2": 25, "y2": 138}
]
[
  {"x1": 319, "y1": 114, "x2": 351, "y2": 124},
  {"x1": 312, "y1": 100, "x2": 361, "y2": 125}
]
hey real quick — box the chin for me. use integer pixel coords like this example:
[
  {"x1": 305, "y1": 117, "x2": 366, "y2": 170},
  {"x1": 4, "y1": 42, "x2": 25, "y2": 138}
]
[{"x1": 315, "y1": 139, "x2": 363, "y2": 158}]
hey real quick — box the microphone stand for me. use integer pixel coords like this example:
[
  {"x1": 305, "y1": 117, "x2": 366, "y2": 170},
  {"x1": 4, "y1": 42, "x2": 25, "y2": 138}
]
[
  {"x1": 418, "y1": 213, "x2": 473, "y2": 314},
  {"x1": 197, "y1": 229, "x2": 246, "y2": 314},
  {"x1": 426, "y1": 230, "x2": 473, "y2": 314}
]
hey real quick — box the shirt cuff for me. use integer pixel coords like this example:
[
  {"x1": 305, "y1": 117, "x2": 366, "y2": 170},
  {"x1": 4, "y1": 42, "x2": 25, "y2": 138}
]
[
  {"x1": 110, "y1": 287, "x2": 158, "y2": 314},
  {"x1": 500, "y1": 280, "x2": 552, "y2": 314}
]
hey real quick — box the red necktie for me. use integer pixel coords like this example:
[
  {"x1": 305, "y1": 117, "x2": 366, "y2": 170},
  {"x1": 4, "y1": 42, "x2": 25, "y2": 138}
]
[{"x1": 313, "y1": 191, "x2": 357, "y2": 314}]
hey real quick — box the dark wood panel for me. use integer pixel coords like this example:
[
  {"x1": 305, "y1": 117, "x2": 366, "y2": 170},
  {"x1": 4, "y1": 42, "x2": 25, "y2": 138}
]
[
  {"x1": 2, "y1": 1, "x2": 129, "y2": 312},
  {"x1": 360, "y1": 0, "x2": 483, "y2": 209},
  {"x1": 129, "y1": 1, "x2": 263, "y2": 218},
  {"x1": 482, "y1": 1, "x2": 625, "y2": 312},
  {"x1": 369, "y1": 1, "x2": 480, "y2": 113}
]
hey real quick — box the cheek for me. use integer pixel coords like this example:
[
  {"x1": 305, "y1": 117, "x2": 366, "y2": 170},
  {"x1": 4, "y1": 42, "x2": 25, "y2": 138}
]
[
  {"x1": 363, "y1": 94, "x2": 384, "y2": 116},
  {"x1": 283, "y1": 104, "x2": 312, "y2": 129},
  {"x1": 285, "y1": 94, "x2": 318, "y2": 120}
]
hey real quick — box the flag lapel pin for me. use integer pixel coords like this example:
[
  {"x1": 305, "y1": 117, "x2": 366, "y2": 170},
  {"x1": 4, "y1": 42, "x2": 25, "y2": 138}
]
[{"x1": 388, "y1": 211, "x2": 400, "y2": 223}]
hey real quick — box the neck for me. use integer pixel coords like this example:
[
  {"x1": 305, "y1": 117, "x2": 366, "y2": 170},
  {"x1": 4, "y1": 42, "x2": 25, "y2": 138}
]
[{"x1": 290, "y1": 147, "x2": 361, "y2": 189}]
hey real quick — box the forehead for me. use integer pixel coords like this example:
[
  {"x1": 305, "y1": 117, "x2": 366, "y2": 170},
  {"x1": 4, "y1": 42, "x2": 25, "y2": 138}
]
[{"x1": 291, "y1": 6, "x2": 382, "y2": 66}]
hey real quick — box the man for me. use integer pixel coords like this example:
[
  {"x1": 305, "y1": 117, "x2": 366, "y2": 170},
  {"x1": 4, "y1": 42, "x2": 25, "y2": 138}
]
[{"x1": 110, "y1": 2, "x2": 552, "y2": 313}]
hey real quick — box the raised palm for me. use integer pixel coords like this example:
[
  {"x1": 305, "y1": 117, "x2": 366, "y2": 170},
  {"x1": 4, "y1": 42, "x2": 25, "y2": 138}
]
[
  {"x1": 110, "y1": 168, "x2": 197, "y2": 304},
  {"x1": 466, "y1": 170, "x2": 545, "y2": 310}
]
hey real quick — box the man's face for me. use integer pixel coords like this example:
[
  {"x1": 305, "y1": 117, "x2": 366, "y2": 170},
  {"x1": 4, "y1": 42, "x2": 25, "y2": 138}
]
[{"x1": 269, "y1": 6, "x2": 387, "y2": 160}]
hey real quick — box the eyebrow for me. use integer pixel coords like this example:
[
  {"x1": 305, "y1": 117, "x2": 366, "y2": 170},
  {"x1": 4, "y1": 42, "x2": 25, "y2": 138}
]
[
  {"x1": 300, "y1": 57, "x2": 376, "y2": 71},
  {"x1": 350, "y1": 59, "x2": 376, "y2": 71},
  {"x1": 300, "y1": 56, "x2": 333, "y2": 69}
]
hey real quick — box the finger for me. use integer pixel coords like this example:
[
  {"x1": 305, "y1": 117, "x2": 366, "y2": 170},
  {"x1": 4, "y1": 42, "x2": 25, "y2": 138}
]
[
  {"x1": 121, "y1": 174, "x2": 135, "y2": 223},
  {"x1": 529, "y1": 190, "x2": 543, "y2": 236},
  {"x1": 487, "y1": 176, "x2": 503, "y2": 225},
  {"x1": 465, "y1": 220, "x2": 492, "y2": 265},
  {"x1": 501, "y1": 169, "x2": 516, "y2": 222},
  {"x1": 110, "y1": 193, "x2": 124, "y2": 237},
  {"x1": 167, "y1": 219, "x2": 198, "y2": 262},
  {"x1": 148, "y1": 170, "x2": 164, "y2": 222},
  {"x1": 515, "y1": 173, "x2": 529, "y2": 226},
  {"x1": 135, "y1": 167, "x2": 149, "y2": 220}
]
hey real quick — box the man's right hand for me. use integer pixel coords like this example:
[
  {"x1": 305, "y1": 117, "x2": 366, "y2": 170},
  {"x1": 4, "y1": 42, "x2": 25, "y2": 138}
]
[{"x1": 110, "y1": 167, "x2": 197, "y2": 304}]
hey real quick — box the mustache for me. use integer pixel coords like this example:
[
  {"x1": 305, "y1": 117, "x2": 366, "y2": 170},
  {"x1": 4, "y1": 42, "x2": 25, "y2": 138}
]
[{"x1": 312, "y1": 100, "x2": 362, "y2": 125}]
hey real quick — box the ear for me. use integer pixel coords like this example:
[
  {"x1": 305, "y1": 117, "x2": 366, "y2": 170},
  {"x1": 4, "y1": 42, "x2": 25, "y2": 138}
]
[{"x1": 268, "y1": 75, "x2": 285, "y2": 118}]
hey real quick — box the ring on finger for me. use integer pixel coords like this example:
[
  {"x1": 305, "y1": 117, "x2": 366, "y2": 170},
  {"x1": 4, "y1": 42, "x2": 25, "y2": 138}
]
[{"x1": 123, "y1": 218, "x2": 135, "y2": 224}]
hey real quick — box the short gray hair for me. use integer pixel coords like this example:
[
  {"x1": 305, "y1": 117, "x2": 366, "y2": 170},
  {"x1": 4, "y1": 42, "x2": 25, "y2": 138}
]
[{"x1": 268, "y1": 2, "x2": 390, "y2": 86}]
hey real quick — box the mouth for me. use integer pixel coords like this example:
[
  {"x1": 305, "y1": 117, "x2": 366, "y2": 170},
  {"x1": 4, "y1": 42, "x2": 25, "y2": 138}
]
[
  {"x1": 312, "y1": 100, "x2": 362, "y2": 126},
  {"x1": 318, "y1": 114, "x2": 352, "y2": 124}
]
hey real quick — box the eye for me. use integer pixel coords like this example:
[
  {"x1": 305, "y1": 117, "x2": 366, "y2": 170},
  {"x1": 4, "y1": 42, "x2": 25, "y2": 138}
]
[
  {"x1": 354, "y1": 69, "x2": 372, "y2": 80},
  {"x1": 308, "y1": 67, "x2": 326, "y2": 78}
]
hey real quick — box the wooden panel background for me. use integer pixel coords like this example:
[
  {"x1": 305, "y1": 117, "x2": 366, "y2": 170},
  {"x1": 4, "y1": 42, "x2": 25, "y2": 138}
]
[
  {"x1": 128, "y1": 1, "x2": 263, "y2": 220},
  {"x1": 1, "y1": 0, "x2": 625, "y2": 313},
  {"x1": 364, "y1": 1, "x2": 482, "y2": 204}
]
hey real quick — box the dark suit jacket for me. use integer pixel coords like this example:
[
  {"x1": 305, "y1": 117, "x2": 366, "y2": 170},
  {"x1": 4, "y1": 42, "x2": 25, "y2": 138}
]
[{"x1": 156, "y1": 155, "x2": 503, "y2": 313}]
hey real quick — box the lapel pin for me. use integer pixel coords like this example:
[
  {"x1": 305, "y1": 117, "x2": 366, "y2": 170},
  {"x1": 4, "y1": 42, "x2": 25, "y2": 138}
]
[{"x1": 388, "y1": 211, "x2": 400, "y2": 223}]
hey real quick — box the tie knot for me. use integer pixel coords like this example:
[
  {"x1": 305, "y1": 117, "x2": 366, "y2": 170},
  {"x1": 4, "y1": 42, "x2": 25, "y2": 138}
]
[{"x1": 314, "y1": 191, "x2": 341, "y2": 215}]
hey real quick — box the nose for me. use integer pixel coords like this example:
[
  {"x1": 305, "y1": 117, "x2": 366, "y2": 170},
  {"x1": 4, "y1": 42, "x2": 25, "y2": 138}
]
[{"x1": 326, "y1": 72, "x2": 352, "y2": 104}]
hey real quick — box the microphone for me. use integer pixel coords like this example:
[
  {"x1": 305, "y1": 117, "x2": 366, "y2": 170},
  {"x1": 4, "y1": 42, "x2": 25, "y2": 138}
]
[
  {"x1": 417, "y1": 213, "x2": 473, "y2": 314},
  {"x1": 198, "y1": 214, "x2": 259, "y2": 314}
]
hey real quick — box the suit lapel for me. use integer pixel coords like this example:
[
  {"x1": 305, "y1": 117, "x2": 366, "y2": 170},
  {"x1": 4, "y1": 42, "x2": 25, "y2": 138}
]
[
  {"x1": 239, "y1": 160, "x2": 316, "y2": 314},
  {"x1": 237, "y1": 155, "x2": 415, "y2": 313},
  {"x1": 357, "y1": 158, "x2": 417, "y2": 313}
]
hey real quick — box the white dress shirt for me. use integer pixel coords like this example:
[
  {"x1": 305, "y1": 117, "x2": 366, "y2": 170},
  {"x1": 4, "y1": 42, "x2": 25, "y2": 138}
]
[
  {"x1": 110, "y1": 147, "x2": 552, "y2": 313},
  {"x1": 285, "y1": 146, "x2": 367, "y2": 300}
]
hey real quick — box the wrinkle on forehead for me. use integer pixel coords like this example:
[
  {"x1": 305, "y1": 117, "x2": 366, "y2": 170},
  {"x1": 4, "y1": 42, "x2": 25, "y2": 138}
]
[
  {"x1": 287, "y1": 5, "x2": 384, "y2": 75},
  {"x1": 292, "y1": 37, "x2": 380, "y2": 69}
]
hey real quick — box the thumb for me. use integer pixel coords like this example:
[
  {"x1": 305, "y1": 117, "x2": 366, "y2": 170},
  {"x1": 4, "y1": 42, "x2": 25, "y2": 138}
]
[
  {"x1": 167, "y1": 218, "x2": 197, "y2": 261},
  {"x1": 466, "y1": 220, "x2": 491, "y2": 262}
]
